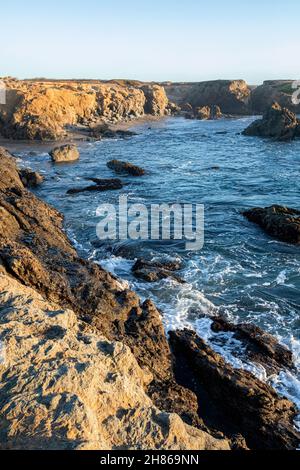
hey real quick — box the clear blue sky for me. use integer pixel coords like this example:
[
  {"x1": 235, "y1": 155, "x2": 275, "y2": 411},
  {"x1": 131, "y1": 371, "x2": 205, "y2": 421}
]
[{"x1": 1, "y1": 0, "x2": 299, "y2": 84}]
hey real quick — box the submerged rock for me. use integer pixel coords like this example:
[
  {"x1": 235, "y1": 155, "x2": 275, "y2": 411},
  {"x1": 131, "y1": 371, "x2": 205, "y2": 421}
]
[
  {"x1": 243, "y1": 205, "x2": 300, "y2": 244},
  {"x1": 211, "y1": 316, "x2": 294, "y2": 374},
  {"x1": 50, "y1": 144, "x2": 79, "y2": 162},
  {"x1": 132, "y1": 259, "x2": 185, "y2": 283},
  {"x1": 18, "y1": 168, "x2": 44, "y2": 187},
  {"x1": 169, "y1": 329, "x2": 300, "y2": 450},
  {"x1": 67, "y1": 178, "x2": 123, "y2": 194},
  {"x1": 107, "y1": 159, "x2": 145, "y2": 176},
  {"x1": 242, "y1": 102, "x2": 300, "y2": 141}
]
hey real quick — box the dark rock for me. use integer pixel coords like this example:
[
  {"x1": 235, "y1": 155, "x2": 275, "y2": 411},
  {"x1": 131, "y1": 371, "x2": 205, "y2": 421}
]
[
  {"x1": 132, "y1": 259, "x2": 185, "y2": 284},
  {"x1": 67, "y1": 178, "x2": 123, "y2": 194},
  {"x1": 90, "y1": 123, "x2": 137, "y2": 140},
  {"x1": 107, "y1": 159, "x2": 145, "y2": 176},
  {"x1": 242, "y1": 102, "x2": 299, "y2": 141},
  {"x1": 18, "y1": 168, "x2": 44, "y2": 187},
  {"x1": 169, "y1": 329, "x2": 300, "y2": 450},
  {"x1": 243, "y1": 205, "x2": 300, "y2": 244},
  {"x1": 250, "y1": 80, "x2": 300, "y2": 115},
  {"x1": 211, "y1": 316, "x2": 294, "y2": 373}
]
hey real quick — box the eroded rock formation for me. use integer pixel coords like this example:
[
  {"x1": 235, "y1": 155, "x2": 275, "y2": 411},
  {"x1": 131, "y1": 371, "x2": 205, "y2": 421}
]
[{"x1": 242, "y1": 102, "x2": 300, "y2": 141}]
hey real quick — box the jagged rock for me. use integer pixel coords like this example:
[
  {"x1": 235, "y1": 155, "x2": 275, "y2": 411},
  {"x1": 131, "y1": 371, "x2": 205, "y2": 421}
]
[
  {"x1": 18, "y1": 168, "x2": 44, "y2": 187},
  {"x1": 50, "y1": 144, "x2": 79, "y2": 163},
  {"x1": 0, "y1": 274, "x2": 229, "y2": 450},
  {"x1": 67, "y1": 178, "x2": 123, "y2": 194},
  {"x1": 140, "y1": 84, "x2": 169, "y2": 116},
  {"x1": 211, "y1": 316, "x2": 294, "y2": 373},
  {"x1": 107, "y1": 159, "x2": 145, "y2": 176},
  {"x1": 132, "y1": 259, "x2": 185, "y2": 283},
  {"x1": 169, "y1": 329, "x2": 300, "y2": 450},
  {"x1": 0, "y1": 147, "x2": 204, "y2": 435},
  {"x1": 242, "y1": 102, "x2": 299, "y2": 140},
  {"x1": 0, "y1": 79, "x2": 147, "y2": 140},
  {"x1": 243, "y1": 205, "x2": 300, "y2": 244}
]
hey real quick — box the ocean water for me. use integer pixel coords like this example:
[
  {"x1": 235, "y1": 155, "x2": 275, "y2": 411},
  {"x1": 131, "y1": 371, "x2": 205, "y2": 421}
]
[{"x1": 16, "y1": 116, "x2": 300, "y2": 421}]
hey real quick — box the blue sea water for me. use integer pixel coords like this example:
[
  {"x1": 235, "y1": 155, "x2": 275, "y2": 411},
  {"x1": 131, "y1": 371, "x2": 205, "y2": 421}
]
[{"x1": 16, "y1": 116, "x2": 300, "y2": 419}]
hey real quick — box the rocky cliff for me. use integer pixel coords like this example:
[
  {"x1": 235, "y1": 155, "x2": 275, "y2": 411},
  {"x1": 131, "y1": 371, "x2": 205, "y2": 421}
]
[
  {"x1": 0, "y1": 147, "x2": 299, "y2": 450},
  {"x1": 164, "y1": 80, "x2": 251, "y2": 115},
  {"x1": 0, "y1": 79, "x2": 169, "y2": 141},
  {"x1": 250, "y1": 80, "x2": 300, "y2": 114}
]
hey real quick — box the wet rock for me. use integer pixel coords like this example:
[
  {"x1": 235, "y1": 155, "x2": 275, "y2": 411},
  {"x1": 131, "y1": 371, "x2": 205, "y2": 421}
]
[
  {"x1": 50, "y1": 144, "x2": 79, "y2": 162},
  {"x1": 67, "y1": 178, "x2": 123, "y2": 194},
  {"x1": 242, "y1": 102, "x2": 300, "y2": 141},
  {"x1": 243, "y1": 205, "x2": 300, "y2": 244},
  {"x1": 169, "y1": 329, "x2": 300, "y2": 450},
  {"x1": 107, "y1": 159, "x2": 145, "y2": 176},
  {"x1": 211, "y1": 316, "x2": 294, "y2": 373},
  {"x1": 18, "y1": 168, "x2": 44, "y2": 187},
  {"x1": 132, "y1": 259, "x2": 185, "y2": 284}
]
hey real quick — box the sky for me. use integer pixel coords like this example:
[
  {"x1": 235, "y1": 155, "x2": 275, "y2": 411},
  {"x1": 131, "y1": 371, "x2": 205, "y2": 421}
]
[{"x1": 1, "y1": 0, "x2": 299, "y2": 84}]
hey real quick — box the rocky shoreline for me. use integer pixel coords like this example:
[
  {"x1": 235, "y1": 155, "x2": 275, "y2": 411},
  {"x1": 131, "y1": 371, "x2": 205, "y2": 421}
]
[{"x1": 0, "y1": 146, "x2": 299, "y2": 450}]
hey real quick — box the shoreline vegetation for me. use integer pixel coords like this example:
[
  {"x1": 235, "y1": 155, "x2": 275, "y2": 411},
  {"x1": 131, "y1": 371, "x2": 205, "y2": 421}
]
[{"x1": 0, "y1": 77, "x2": 299, "y2": 450}]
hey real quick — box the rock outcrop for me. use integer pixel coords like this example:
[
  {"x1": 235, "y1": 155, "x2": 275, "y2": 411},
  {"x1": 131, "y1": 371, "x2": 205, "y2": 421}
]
[
  {"x1": 0, "y1": 78, "x2": 169, "y2": 141},
  {"x1": 164, "y1": 80, "x2": 251, "y2": 115},
  {"x1": 242, "y1": 102, "x2": 300, "y2": 141},
  {"x1": 243, "y1": 205, "x2": 300, "y2": 244},
  {"x1": 169, "y1": 329, "x2": 300, "y2": 450},
  {"x1": 0, "y1": 274, "x2": 229, "y2": 450},
  {"x1": 141, "y1": 84, "x2": 169, "y2": 116},
  {"x1": 50, "y1": 144, "x2": 80, "y2": 162},
  {"x1": 107, "y1": 159, "x2": 145, "y2": 176},
  {"x1": 250, "y1": 80, "x2": 300, "y2": 115}
]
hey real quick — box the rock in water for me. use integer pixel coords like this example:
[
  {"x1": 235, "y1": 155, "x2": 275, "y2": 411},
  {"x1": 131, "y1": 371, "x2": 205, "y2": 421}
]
[
  {"x1": 169, "y1": 329, "x2": 300, "y2": 450},
  {"x1": 50, "y1": 144, "x2": 80, "y2": 162},
  {"x1": 132, "y1": 259, "x2": 185, "y2": 283},
  {"x1": 18, "y1": 168, "x2": 44, "y2": 187},
  {"x1": 211, "y1": 316, "x2": 294, "y2": 373},
  {"x1": 107, "y1": 159, "x2": 145, "y2": 176},
  {"x1": 243, "y1": 205, "x2": 300, "y2": 244},
  {"x1": 195, "y1": 105, "x2": 222, "y2": 120},
  {"x1": 242, "y1": 102, "x2": 300, "y2": 141},
  {"x1": 67, "y1": 178, "x2": 123, "y2": 194}
]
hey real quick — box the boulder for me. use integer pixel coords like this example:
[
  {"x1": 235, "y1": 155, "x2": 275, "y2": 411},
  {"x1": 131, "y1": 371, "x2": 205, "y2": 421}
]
[
  {"x1": 169, "y1": 329, "x2": 300, "y2": 450},
  {"x1": 242, "y1": 102, "x2": 299, "y2": 140},
  {"x1": 18, "y1": 168, "x2": 44, "y2": 187},
  {"x1": 243, "y1": 205, "x2": 300, "y2": 244},
  {"x1": 50, "y1": 144, "x2": 79, "y2": 162},
  {"x1": 107, "y1": 159, "x2": 145, "y2": 176},
  {"x1": 132, "y1": 259, "x2": 185, "y2": 284},
  {"x1": 89, "y1": 123, "x2": 137, "y2": 140}
]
